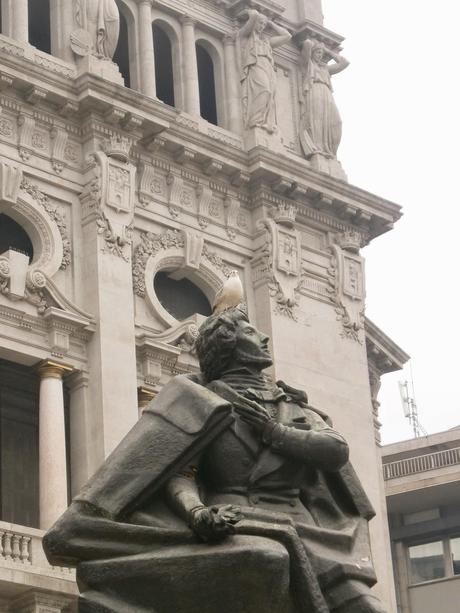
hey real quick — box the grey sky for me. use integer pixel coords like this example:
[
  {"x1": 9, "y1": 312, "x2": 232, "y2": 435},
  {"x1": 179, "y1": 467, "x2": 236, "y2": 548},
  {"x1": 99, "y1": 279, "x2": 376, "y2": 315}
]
[{"x1": 322, "y1": 0, "x2": 460, "y2": 443}]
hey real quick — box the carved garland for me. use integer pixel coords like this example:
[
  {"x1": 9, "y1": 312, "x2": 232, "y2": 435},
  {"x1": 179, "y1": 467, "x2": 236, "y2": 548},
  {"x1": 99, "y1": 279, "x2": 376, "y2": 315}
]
[
  {"x1": 132, "y1": 230, "x2": 185, "y2": 298},
  {"x1": 20, "y1": 178, "x2": 72, "y2": 270}
]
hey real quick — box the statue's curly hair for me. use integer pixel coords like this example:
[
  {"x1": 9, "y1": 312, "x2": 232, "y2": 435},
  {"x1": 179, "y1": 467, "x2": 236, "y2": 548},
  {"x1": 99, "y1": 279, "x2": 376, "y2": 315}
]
[{"x1": 196, "y1": 306, "x2": 249, "y2": 382}]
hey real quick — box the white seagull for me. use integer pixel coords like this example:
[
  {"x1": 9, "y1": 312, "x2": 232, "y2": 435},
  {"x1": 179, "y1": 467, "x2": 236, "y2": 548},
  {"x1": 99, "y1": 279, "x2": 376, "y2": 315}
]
[{"x1": 213, "y1": 271, "x2": 244, "y2": 314}]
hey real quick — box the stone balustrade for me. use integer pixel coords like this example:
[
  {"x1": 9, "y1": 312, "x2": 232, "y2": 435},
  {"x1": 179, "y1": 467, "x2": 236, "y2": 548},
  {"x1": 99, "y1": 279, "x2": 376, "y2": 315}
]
[
  {"x1": 383, "y1": 446, "x2": 460, "y2": 481},
  {"x1": 0, "y1": 520, "x2": 74, "y2": 577}
]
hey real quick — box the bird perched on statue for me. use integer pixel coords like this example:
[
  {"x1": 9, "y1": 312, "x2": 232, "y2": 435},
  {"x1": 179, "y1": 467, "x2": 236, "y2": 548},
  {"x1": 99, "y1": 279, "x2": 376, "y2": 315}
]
[{"x1": 213, "y1": 271, "x2": 244, "y2": 314}]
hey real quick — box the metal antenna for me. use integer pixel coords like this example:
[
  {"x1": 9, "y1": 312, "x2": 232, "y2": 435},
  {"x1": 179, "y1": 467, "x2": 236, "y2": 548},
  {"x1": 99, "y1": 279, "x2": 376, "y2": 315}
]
[{"x1": 398, "y1": 365, "x2": 427, "y2": 438}]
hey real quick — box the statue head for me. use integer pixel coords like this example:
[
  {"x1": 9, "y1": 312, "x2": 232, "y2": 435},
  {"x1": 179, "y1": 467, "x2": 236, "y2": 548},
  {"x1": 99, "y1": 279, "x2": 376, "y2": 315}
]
[
  {"x1": 196, "y1": 306, "x2": 272, "y2": 382},
  {"x1": 255, "y1": 13, "x2": 269, "y2": 34},
  {"x1": 311, "y1": 41, "x2": 326, "y2": 62}
]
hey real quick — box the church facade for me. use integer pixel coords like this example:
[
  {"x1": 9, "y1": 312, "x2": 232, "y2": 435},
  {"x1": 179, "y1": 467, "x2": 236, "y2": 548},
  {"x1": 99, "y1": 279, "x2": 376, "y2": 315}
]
[{"x1": 0, "y1": 1, "x2": 407, "y2": 611}]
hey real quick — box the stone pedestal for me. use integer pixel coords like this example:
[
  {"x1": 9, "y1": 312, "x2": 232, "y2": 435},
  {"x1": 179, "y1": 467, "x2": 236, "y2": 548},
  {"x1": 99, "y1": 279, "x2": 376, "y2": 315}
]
[
  {"x1": 310, "y1": 153, "x2": 348, "y2": 181},
  {"x1": 244, "y1": 127, "x2": 284, "y2": 152},
  {"x1": 76, "y1": 56, "x2": 124, "y2": 85}
]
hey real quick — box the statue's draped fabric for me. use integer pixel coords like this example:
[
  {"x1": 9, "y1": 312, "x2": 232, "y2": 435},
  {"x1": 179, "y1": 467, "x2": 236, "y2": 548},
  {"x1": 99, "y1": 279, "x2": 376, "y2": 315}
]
[
  {"x1": 76, "y1": 0, "x2": 120, "y2": 59},
  {"x1": 241, "y1": 32, "x2": 277, "y2": 133},
  {"x1": 300, "y1": 61, "x2": 342, "y2": 159}
]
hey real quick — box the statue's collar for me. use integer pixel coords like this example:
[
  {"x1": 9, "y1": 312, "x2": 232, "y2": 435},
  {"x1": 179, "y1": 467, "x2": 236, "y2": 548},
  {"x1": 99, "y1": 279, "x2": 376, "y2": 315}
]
[{"x1": 218, "y1": 368, "x2": 286, "y2": 404}]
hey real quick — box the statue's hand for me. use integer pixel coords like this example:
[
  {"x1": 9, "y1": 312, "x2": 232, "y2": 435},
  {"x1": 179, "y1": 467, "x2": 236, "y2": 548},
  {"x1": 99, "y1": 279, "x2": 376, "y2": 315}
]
[
  {"x1": 234, "y1": 398, "x2": 272, "y2": 433},
  {"x1": 189, "y1": 505, "x2": 243, "y2": 543}
]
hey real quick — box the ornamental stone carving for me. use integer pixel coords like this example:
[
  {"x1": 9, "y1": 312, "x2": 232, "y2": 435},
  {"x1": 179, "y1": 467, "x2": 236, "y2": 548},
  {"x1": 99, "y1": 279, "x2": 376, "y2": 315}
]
[
  {"x1": 0, "y1": 160, "x2": 22, "y2": 206},
  {"x1": 20, "y1": 178, "x2": 72, "y2": 270},
  {"x1": 327, "y1": 231, "x2": 366, "y2": 343},
  {"x1": 80, "y1": 139, "x2": 136, "y2": 262},
  {"x1": 299, "y1": 40, "x2": 349, "y2": 180},
  {"x1": 72, "y1": 0, "x2": 120, "y2": 60},
  {"x1": 239, "y1": 10, "x2": 291, "y2": 134},
  {"x1": 252, "y1": 213, "x2": 302, "y2": 320}
]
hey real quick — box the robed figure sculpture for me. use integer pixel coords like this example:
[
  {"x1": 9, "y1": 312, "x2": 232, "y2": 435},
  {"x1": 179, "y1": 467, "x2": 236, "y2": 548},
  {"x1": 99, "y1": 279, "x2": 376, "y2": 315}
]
[
  {"x1": 44, "y1": 297, "x2": 386, "y2": 612},
  {"x1": 73, "y1": 0, "x2": 120, "y2": 60}
]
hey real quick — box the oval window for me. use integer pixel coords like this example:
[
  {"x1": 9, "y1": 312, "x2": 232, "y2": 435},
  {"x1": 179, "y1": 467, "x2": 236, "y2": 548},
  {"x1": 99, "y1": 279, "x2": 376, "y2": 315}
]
[{"x1": 154, "y1": 271, "x2": 212, "y2": 321}]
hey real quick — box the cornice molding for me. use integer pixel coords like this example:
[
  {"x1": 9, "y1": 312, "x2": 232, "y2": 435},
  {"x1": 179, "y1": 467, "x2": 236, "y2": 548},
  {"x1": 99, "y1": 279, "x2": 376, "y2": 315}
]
[{"x1": 365, "y1": 317, "x2": 410, "y2": 375}]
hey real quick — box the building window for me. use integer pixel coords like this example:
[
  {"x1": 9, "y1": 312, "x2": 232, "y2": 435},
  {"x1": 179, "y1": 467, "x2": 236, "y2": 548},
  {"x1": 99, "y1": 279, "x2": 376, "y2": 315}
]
[
  {"x1": 409, "y1": 541, "x2": 446, "y2": 583},
  {"x1": 113, "y1": 9, "x2": 131, "y2": 87},
  {"x1": 154, "y1": 271, "x2": 212, "y2": 321},
  {"x1": 28, "y1": 0, "x2": 51, "y2": 54},
  {"x1": 0, "y1": 359, "x2": 39, "y2": 528},
  {"x1": 451, "y1": 537, "x2": 460, "y2": 575},
  {"x1": 196, "y1": 43, "x2": 218, "y2": 126},
  {"x1": 153, "y1": 23, "x2": 175, "y2": 107},
  {"x1": 408, "y1": 536, "x2": 460, "y2": 584},
  {"x1": 0, "y1": 214, "x2": 34, "y2": 261}
]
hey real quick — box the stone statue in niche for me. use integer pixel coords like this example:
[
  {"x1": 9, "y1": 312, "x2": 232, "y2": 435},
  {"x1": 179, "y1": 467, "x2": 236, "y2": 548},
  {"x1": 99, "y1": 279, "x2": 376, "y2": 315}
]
[
  {"x1": 44, "y1": 282, "x2": 385, "y2": 612},
  {"x1": 72, "y1": 0, "x2": 120, "y2": 60},
  {"x1": 299, "y1": 39, "x2": 349, "y2": 169},
  {"x1": 239, "y1": 10, "x2": 291, "y2": 133}
]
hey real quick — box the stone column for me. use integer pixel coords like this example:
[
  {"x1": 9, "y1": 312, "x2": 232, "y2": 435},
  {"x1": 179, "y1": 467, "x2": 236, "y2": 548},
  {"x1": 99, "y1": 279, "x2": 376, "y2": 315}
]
[
  {"x1": 138, "y1": 0, "x2": 156, "y2": 98},
  {"x1": 49, "y1": 0, "x2": 75, "y2": 63},
  {"x1": 9, "y1": 0, "x2": 29, "y2": 43},
  {"x1": 223, "y1": 33, "x2": 243, "y2": 134},
  {"x1": 37, "y1": 360, "x2": 73, "y2": 531},
  {"x1": 181, "y1": 15, "x2": 200, "y2": 117}
]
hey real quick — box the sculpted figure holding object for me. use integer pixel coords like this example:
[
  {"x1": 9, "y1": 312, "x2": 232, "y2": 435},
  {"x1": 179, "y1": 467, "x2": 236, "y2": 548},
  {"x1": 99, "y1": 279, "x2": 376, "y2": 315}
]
[{"x1": 44, "y1": 286, "x2": 385, "y2": 612}]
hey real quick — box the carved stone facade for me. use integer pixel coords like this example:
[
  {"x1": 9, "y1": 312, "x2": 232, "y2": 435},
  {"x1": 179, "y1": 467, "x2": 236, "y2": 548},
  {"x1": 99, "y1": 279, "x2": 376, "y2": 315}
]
[{"x1": 0, "y1": 1, "x2": 407, "y2": 611}]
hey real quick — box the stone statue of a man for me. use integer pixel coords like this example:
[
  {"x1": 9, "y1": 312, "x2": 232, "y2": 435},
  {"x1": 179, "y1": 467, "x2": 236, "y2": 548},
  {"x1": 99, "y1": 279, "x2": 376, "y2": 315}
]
[
  {"x1": 44, "y1": 304, "x2": 385, "y2": 613},
  {"x1": 72, "y1": 0, "x2": 120, "y2": 60}
]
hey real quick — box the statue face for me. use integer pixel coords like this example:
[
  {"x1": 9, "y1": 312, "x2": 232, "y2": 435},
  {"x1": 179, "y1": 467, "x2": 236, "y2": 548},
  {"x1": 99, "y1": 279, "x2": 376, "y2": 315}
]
[
  {"x1": 255, "y1": 15, "x2": 268, "y2": 33},
  {"x1": 313, "y1": 47, "x2": 324, "y2": 62},
  {"x1": 232, "y1": 320, "x2": 273, "y2": 370}
]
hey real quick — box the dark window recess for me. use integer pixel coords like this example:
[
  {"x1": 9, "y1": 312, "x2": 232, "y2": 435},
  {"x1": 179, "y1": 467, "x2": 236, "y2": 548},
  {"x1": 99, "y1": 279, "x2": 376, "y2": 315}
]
[
  {"x1": 154, "y1": 272, "x2": 212, "y2": 321},
  {"x1": 28, "y1": 0, "x2": 51, "y2": 54},
  {"x1": 153, "y1": 24, "x2": 175, "y2": 107},
  {"x1": 113, "y1": 10, "x2": 131, "y2": 87},
  {"x1": 0, "y1": 4, "x2": 3, "y2": 34},
  {"x1": 0, "y1": 214, "x2": 34, "y2": 261},
  {"x1": 0, "y1": 359, "x2": 40, "y2": 528},
  {"x1": 196, "y1": 45, "x2": 218, "y2": 125}
]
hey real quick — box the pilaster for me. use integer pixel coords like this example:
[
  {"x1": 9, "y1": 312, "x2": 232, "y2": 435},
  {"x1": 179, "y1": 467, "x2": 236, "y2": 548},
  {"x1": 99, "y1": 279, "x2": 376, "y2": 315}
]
[{"x1": 79, "y1": 136, "x2": 139, "y2": 459}]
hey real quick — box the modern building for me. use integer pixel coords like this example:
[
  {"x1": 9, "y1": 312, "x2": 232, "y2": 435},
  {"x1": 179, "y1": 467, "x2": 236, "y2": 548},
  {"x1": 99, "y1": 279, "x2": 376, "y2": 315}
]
[
  {"x1": 383, "y1": 428, "x2": 460, "y2": 613},
  {"x1": 0, "y1": 1, "x2": 407, "y2": 611}
]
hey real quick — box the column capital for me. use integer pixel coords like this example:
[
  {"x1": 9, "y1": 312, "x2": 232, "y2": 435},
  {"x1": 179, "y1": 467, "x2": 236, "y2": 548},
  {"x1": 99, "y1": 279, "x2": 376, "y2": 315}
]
[
  {"x1": 138, "y1": 386, "x2": 157, "y2": 411},
  {"x1": 37, "y1": 360, "x2": 74, "y2": 380},
  {"x1": 180, "y1": 14, "x2": 196, "y2": 27},
  {"x1": 223, "y1": 32, "x2": 237, "y2": 46},
  {"x1": 138, "y1": 0, "x2": 154, "y2": 7}
]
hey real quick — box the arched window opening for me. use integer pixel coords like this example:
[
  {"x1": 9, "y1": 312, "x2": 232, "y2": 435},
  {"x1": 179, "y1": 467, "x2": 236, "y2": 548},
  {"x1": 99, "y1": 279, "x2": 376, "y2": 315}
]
[
  {"x1": 28, "y1": 0, "x2": 51, "y2": 55},
  {"x1": 196, "y1": 44, "x2": 218, "y2": 125},
  {"x1": 153, "y1": 23, "x2": 175, "y2": 107},
  {"x1": 154, "y1": 271, "x2": 212, "y2": 321},
  {"x1": 0, "y1": 214, "x2": 34, "y2": 262},
  {"x1": 113, "y1": 9, "x2": 131, "y2": 87}
]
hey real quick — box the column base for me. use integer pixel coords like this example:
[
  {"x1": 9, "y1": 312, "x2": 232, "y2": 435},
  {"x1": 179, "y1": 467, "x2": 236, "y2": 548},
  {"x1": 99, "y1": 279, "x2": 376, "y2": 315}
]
[{"x1": 77, "y1": 56, "x2": 124, "y2": 86}]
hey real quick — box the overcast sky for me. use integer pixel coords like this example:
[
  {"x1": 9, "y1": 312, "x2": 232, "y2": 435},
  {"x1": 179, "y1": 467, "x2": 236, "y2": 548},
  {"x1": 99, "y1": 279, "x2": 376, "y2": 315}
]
[{"x1": 321, "y1": 0, "x2": 460, "y2": 444}]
